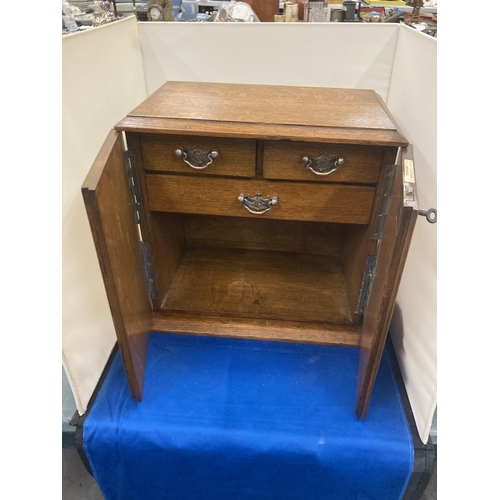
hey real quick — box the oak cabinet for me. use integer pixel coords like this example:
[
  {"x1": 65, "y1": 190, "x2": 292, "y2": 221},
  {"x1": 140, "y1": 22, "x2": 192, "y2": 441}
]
[{"x1": 82, "y1": 82, "x2": 418, "y2": 418}]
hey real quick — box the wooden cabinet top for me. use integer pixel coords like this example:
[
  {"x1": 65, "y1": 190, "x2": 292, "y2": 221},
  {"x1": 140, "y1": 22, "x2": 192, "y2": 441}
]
[{"x1": 115, "y1": 81, "x2": 408, "y2": 147}]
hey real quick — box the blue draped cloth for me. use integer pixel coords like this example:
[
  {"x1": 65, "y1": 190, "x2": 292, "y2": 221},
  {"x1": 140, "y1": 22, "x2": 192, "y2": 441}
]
[{"x1": 84, "y1": 333, "x2": 413, "y2": 500}]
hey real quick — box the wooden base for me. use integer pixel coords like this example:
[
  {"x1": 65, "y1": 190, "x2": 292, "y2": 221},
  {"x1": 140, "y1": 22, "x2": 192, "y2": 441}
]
[{"x1": 152, "y1": 312, "x2": 360, "y2": 347}]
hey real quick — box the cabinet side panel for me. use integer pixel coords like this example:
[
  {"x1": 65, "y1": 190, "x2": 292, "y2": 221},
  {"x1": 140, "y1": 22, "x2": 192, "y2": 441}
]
[
  {"x1": 82, "y1": 130, "x2": 152, "y2": 401},
  {"x1": 149, "y1": 212, "x2": 186, "y2": 310},
  {"x1": 355, "y1": 147, "x2": 418, "y2": 418},
  {"x1": 126, "y1": 133, "x2": 186, "y2": 312}
]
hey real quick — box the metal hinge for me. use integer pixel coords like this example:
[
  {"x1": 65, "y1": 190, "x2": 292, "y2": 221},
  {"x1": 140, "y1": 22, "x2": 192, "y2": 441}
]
[
  {"x1": 355, "y1": 256, "x2": 377, "y2": 315},
  {"x1": 126, "y1": 150, "x2": 146, "y2": 225},
  {"x1": 125, "y1": 147, "x2": 158, "y2": 301},
  {"x1": 140, "y1": 241, "x2": 158, "y2": 300},
  {"x1": 372, "y1": 164, "x2": 397, "y2": 240}
]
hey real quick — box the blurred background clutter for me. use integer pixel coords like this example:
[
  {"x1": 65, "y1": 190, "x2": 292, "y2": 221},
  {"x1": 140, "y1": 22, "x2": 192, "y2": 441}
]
[{"x1": 62, "y1": 0, "x2": 436, "y2": 33}]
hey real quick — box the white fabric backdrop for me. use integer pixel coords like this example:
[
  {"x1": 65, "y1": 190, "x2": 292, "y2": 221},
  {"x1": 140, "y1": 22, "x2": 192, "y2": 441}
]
[
  {"x1": 138, "y1": 22, "x2": 400, "y2": 100},
  {"x1": 386, "y1": 25, "x2": 437, "y2": 443},
  {"x1": 62, "y1": 17, "x2": 147, "y2": 414}
]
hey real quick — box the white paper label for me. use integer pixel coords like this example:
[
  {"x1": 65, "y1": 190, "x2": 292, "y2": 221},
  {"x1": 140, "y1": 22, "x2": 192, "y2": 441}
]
[{"x1": 404, "y1": 159, "x2": 415, "y2": 184}]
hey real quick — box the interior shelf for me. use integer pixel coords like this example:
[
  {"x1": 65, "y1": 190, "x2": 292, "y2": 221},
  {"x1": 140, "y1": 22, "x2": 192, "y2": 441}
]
[{"x1": 160, "y1": 246, "x2": 354, "y2": 325}]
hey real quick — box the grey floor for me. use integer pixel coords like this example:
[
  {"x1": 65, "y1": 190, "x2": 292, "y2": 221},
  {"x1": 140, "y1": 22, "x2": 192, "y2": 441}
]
[
  {"x1": 422, "y1": 460, "x2": 437, "y2": 500},
  {"x1": 62, "y1": 447, "x2": 436, "y2": 499},
  {"x1": 62, "y1": 448, "x2": 104, "y2": 500}
]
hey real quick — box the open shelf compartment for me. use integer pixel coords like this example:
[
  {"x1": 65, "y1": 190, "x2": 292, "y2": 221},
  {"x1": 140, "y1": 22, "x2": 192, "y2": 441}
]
[
  {"x1": 148, "y1": 214, "x2": 368, "y2": 348},
  {"x1": 161, "y1": 247, "x2": 352, "y2": 324}
]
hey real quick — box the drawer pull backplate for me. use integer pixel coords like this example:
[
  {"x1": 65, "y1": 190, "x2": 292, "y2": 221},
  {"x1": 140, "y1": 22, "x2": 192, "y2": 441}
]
[
  {"x1": 238, "y1": 192, "x2": 278, "y2": 215},
  {"x1": 302, "y1": 152, "x2": 345, "y2": 176},
  {"x1": 175, "y1": 144, "x2": 219, "y2": 170}
]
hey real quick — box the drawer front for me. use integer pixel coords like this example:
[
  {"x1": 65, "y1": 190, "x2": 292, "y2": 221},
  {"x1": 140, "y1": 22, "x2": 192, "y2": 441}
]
[
  {"x1": 140, "y1": 134, "x2": 256, "y2": 177},
  {"x1": 263, "y1": 141, "x2": 383, "y2": 184},
  {"x1": 146, "y1": 174, "x2": 375, "y2": 224}
]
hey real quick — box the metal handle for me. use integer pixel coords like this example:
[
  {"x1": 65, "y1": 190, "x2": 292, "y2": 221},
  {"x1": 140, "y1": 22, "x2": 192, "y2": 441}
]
[
  {"x1": 175, "y1": 144, "x2": 219, "y2": 170},
  {"x1": 302, "y1": 152, "x2": 345, "y2": 176},
  {"x1": 238, "y1": 192, "x2": 278, "y2": 215}
]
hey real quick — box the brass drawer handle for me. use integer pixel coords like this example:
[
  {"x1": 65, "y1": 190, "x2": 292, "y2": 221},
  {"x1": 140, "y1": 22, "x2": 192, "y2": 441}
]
[
  {"x1": 175, "y1": 144, "x2": 219, "y2": 170},
  {"x1": 238, "y1": 192, "x2": 278, "y2": 215},
  {"x1": 302, "y1": 152, "x2": 345, "y2": 176}
]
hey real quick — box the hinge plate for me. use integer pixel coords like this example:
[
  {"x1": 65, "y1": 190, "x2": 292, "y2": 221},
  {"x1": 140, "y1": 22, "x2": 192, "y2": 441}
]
[
  {"x1": 372, "y1": 164, "x2": 397, "y2": 240},
  {"x1": 355, "y1": 256, "x2": 377, "y2": 315},
  {"x1": 140, "y1": 241, "x2": 158, "y2": 301},
  {"x1": 126, "y1": 150, "x2": 146, "y2": 225}
]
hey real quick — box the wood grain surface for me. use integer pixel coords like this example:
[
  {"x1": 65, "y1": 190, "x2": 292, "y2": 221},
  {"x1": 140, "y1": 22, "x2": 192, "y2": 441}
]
[
  {"x1": 116, "y1": 117, "x2": 409, "y2": 147},
  {"x1": 148, "y1": 212, "x2": 185, "y2": 312},
  {"x1": 152, "y1": 312, "x2": 360, "y2": 347},
  {"x1": 81, "y1": 130, "x2": 152, "y2": 401},
  {"x1": 342, "y1": 147, "x2": 398, "y2": 323},
  {"x1": 355, "y1": 146, "x2": 419, "y2": 419},
  {"x1": 127, "y1": 82, "x2": 400, "y2": 131},
  {"x1": 140, "y1": 133, "x2": 256, "y2": 177},
  {"x1": 263, "y1": 141, "x2": 383, "y2": 184},
  {"x1": 145, "y1": 174, "x2": 375, "y2": 224},
  {"x1": 85, "y1": 82, "x2": 417, "y2": 418},
  {"x1": 160, "y1": 247, "x2": 353, "y2": 324},
  {"x1": 115, "y1": 82, "x2": 408, "y2": 147},
  {"x1": 183, "y1": 215, "x2": 345, "y2": 256}
]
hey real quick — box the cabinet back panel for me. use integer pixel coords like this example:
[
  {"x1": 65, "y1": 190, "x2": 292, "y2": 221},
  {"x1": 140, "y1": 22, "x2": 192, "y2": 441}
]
[{"x1": 183, "y1": 215, "x2": 344, "y2": 256}]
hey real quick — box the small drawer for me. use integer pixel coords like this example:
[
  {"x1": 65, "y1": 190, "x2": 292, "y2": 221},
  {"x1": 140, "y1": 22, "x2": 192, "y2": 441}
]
[
  {"x1": 146, "y1": 175, "x2": 375, "y2": 225},
  {"x1": 263, "y1": 141, "x2": 383, "y2": 184},
  {"x1": 140, "y1": 134, "x2": 256, "y2": 177}
]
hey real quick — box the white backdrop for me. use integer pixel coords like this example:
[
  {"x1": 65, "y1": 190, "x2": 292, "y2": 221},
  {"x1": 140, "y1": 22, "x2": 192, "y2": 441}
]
[
  {"x1": 386, "y1": 25, "x2": 437, "y2": 443},
  {"x1": 62, "y1": 17, "x2": 147, "y2": 414},
  {"x1": 62, "y1": 19, "x2": 436, "y2": 443},
  {"x1": 139, "y1": 22, "x2": 400, "y2": 100}
]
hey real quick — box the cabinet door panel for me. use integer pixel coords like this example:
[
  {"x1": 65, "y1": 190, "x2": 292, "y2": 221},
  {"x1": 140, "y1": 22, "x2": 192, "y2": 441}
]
[
  {"x1": 82, "y1": 130, "x2": 152, "y2": 401},
  {"x1": 355, "y1": 146, "x2": 419, "y2": 418}
]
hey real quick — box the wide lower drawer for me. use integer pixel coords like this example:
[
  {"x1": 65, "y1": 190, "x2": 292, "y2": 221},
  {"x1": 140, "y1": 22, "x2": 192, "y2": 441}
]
[
  {"x1": 140, "y1": 133, "x2": 256, "y2": 177},
  {"x1": 263, "y1": 141, "x2": 383, "y2": 184},
  {"x1": 146, "y1": 175, "x2": 375, "y2": 224}
]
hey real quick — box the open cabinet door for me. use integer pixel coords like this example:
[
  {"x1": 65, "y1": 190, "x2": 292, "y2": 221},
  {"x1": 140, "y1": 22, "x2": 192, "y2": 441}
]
[
  {"x1": 82, "y1": 130, "x2": 152, "y2": 401},
  {"x1": 356, "y1": 146, "x2": 419, "y2": 419}
]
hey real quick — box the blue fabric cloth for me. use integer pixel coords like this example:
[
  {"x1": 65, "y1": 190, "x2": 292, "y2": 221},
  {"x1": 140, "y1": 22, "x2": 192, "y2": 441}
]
[{"x1": 84, "y1": 333, "x2": 413, "y2": 500}]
